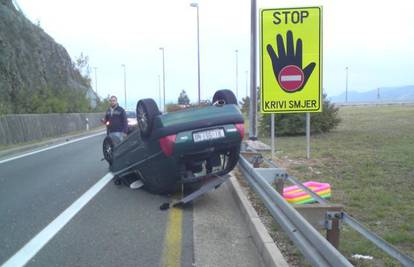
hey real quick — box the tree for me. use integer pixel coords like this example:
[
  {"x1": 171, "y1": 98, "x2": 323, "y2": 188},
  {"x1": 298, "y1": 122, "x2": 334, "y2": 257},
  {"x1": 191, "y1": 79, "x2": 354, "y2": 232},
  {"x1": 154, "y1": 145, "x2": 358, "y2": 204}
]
[
  {"x1": 240, "y1": 96, "x2": 249, "y2": 114},
  {"x1": 92, "y1": 96, "x2": 110, "y2": 112},
  {"x1": 178, "y1": 90, "x2": 190, "y2": 105},
  {"x1": 74, "y1": 53, "x2": 92, "y2": 88},
  {"x1": 75, "y1": 53, "x2": 90, "y2": 77},
  {"x1": 259, "y1": 94, "x2": 341, "y2": 136},
  {"x1": 239, "y1": 86, "x2": 261, "y2": 115}
]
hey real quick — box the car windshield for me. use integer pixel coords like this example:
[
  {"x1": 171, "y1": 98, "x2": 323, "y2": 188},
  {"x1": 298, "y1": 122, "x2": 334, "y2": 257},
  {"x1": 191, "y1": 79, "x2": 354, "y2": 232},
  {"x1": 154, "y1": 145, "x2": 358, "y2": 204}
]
[{"x1": 126, "y1": 111, "x2": 136, "y2": 118}]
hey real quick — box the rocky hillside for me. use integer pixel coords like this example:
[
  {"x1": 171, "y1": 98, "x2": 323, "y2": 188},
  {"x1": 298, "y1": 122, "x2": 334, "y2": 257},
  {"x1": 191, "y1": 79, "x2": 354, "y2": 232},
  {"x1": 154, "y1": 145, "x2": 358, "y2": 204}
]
[{"x1": 0, "y1": 0, "x2": 94, "y2": 114}]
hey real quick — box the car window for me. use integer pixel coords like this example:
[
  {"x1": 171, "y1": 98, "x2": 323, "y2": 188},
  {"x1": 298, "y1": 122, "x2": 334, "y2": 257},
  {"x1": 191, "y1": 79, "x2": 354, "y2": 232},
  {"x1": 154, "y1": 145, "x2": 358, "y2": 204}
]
[{"x1": 126, "y1": 111, "x2": 136, "y2": 118}]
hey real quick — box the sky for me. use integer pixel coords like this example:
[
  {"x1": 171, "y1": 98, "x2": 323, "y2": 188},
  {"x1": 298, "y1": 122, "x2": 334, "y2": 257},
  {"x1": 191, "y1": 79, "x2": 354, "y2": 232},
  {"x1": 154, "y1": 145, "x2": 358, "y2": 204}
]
[{"x1": 16, "y1": 0, "x2": 414, "y2": 109}]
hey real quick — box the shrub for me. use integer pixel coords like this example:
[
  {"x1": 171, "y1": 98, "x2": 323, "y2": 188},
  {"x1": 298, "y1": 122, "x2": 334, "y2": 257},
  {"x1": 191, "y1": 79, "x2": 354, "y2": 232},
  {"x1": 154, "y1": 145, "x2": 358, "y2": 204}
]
[{"x1": 259, "y1": 94, "x2": 341, "y2": 136}]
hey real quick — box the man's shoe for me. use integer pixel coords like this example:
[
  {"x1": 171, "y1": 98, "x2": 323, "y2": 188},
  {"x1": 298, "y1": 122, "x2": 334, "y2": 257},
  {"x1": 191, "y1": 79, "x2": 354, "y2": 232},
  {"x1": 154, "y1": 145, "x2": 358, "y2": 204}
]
[{"x1": 130, "y1": 180, "x2": 144, "y2": 189}]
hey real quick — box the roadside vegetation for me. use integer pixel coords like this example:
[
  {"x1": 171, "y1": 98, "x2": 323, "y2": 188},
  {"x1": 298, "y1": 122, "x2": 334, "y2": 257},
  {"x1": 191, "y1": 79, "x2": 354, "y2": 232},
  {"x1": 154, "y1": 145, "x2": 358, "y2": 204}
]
[
  {"x1": 0, "y1": 52, "x2": 107, "y2": 115},
  {"x1": 259, "y1": 94, "x2": 341, "y2": 136},
  {"x1": 242, "y1": 104, "x2": 414, "y2": 266}
]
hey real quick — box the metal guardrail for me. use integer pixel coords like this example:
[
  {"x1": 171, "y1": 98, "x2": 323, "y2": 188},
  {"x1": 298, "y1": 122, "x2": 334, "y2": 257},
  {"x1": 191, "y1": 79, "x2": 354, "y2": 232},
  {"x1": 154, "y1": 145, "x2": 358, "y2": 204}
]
[
  {"x1": 238, "y1": 155, "x2": 353, "y2": 267},
  {"x1": 238, "y1": 151, "x2": 414, "y2": 267}
]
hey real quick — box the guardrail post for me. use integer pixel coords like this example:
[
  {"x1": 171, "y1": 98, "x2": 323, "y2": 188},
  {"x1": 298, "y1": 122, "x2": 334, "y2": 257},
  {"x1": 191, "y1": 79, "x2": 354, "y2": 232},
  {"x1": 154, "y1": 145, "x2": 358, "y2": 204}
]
[
  {"x1": 327, "y1": 217, "x2": 340, "y2": 248},
  {"x1": 274, "y1": 176, "x2": 284, "y2": 195},
  {"x1": 294, "y1": 204, "x2": 343, "y2": 249}
]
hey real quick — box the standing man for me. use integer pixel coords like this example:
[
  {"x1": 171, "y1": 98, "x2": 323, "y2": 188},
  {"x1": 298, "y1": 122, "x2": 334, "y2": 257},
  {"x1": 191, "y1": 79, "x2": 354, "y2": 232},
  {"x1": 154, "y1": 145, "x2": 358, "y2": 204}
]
[{"x1": 102, "y1": 95, "x2": 128, "y2": 142}]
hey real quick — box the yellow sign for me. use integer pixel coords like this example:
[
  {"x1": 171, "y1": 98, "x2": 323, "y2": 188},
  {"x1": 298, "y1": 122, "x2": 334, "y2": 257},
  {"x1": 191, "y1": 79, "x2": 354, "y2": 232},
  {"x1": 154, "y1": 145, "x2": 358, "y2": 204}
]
[{"x1": 260, "y1": 7, "x2": 322, "y2": 113}]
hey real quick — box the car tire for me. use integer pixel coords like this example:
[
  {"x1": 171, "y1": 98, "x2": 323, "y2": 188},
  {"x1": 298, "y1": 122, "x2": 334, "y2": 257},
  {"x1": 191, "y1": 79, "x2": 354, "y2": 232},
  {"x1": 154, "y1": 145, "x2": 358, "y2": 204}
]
[
  {"x1": 103, "y1": 136, "x2": 114, "y2": 165},
  {"x1": 224, "y1": 146, "x2": 241, "y2": 172},
  {"x1": 212, "y1": 89, "x2": 238, "y2": 105},
  {"x1": 214, "y1": 146, "x2": 240, "y2": 177},
  {"x1": 136, "y1": 98, "x2": 160, "y2": 138}
]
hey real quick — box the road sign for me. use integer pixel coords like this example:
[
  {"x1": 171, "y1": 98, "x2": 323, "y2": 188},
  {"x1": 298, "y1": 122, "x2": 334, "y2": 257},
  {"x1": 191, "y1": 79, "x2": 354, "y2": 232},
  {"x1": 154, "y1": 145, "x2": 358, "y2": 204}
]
[
  {"x1": 279, "y1": 65, "x2": 304, "y2": 92},
  {"x1": 260, "y1": 7, "x2": 322, "y2": 113}
]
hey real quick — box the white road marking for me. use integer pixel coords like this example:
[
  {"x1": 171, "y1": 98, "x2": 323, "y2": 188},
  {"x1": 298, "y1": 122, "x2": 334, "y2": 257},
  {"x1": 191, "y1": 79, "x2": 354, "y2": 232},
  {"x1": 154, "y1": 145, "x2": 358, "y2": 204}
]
[
  {"x1": 281, "y1": 75, "x2": 302, "y2": 82},
  {"x1": 1, "y1": 172, "x2": 114, "y2": 267},
  {"x1": 0, "y1": 132, "x2": 105, "y2": 165}
]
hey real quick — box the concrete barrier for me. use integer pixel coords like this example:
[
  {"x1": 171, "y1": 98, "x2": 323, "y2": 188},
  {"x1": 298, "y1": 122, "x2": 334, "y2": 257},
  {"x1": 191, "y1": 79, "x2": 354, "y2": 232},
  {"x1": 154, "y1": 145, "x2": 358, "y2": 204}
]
[{"x1": 0, "y1": 113, "x2": 104, "y2": 145}]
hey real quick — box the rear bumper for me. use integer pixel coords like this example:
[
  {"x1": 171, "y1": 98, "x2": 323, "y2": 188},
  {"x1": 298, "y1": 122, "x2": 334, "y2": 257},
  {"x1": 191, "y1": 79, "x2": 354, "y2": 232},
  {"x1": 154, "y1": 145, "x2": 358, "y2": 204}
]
[{"x1": 151, "y1": 109, "x2": 244, "y2": 139}]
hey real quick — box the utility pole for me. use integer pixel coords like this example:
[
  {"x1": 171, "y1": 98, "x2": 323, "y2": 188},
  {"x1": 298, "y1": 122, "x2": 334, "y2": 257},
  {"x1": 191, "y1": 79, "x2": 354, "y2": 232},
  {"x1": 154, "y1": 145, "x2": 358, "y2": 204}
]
[
  {"x1": 249, "y1": 0, "x2": 258, "y2": 139},
  {"x1": 158, "y1": 75, "x2": 162, "y2": 108},
  {"x1": 190, "y1": 3, "x2": 201, "y2": 105},
  {"x1": 159, "y1": 47, "x2": 166, "y2": 112},
  {"x1": 235, "y1": 49, "x2": 239, "y2": 100},
  {"x1": 93, "y1": 67, "x2": 98, "y2": 96},
  {"x1": 121, "y1": 64, "x2": 126, "y2": 108},
  {"x1": 345, "y1": 66, "x2": 349, "y2": 103},
  {"x1": 245, "y1": 70, "x2": 248, "y2": 97}
]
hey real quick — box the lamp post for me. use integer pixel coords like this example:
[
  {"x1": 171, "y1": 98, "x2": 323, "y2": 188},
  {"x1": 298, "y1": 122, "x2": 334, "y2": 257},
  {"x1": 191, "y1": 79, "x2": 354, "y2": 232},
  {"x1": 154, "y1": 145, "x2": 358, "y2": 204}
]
[
  {"x1": 235, "y1": 49, "x2": 239, "y2": 100},
  {"x1": 345, "y1": 66, "x2": 348, "y2": 103},
  {"x1": 159, "y1": 47, "x2": 166, "y2": 112},
  {"x1": 93, "y1": 66, "x2": 98, "y2": 95},
  {"x1": 121, "y1": 64, "x2": 126, "y2": 108},
  {"x1": 190, "y1": 2, "x2": 201, "y2": 104},
  {"x1": 158, "y1": 75, "x2": 162, "y2": 108},
  {"x1": 245, "y1": 70, "x2": 248, "y2": 97},
  {"x1": 249, "y1": 0, "x2": 258, "y2": 139}
]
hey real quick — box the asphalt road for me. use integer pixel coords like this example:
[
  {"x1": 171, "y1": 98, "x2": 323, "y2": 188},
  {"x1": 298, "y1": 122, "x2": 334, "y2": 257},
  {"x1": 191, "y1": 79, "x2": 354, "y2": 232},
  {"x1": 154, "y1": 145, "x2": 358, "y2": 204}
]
[
  {"x1": 0, "y1": 132, "x2": 264, "y2": 267},
  {"x1": 0, "y1": 133, "x2": 193, "y2": 267}
]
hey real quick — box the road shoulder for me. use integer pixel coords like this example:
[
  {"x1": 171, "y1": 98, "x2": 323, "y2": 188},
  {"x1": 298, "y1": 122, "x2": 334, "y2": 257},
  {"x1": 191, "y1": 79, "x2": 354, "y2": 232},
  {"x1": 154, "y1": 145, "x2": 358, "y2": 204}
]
[
  {"x1": 0, "y1": 127, "x2": 104, "y2": 160},
  {"x1": 193, "y1": 176, "x2": 266, "y2": 267},
  {"x1": 228, "y1": 175, "x2": 289, "y2": 267}
]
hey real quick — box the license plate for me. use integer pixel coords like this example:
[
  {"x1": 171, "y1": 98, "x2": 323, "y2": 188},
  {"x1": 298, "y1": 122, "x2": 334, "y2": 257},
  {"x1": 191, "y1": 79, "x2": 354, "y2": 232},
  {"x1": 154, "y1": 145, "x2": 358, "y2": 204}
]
[{"x1": 193, "y1": 128, "x2": 225, "y2": 142}]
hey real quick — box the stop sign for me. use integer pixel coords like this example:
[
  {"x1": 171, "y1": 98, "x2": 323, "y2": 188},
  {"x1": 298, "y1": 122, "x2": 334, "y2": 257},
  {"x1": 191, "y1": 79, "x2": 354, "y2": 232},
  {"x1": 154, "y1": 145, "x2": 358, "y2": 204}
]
[{"x1": 278, "y1": 65, "x2": 304, "y2": 92}]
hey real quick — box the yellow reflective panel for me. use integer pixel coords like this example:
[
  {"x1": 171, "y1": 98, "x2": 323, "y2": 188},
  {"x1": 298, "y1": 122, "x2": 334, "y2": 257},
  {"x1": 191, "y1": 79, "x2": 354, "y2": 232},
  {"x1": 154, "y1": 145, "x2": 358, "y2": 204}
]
[{"x1": 260, "y1": 7, "x2": 323, "y2": 113}]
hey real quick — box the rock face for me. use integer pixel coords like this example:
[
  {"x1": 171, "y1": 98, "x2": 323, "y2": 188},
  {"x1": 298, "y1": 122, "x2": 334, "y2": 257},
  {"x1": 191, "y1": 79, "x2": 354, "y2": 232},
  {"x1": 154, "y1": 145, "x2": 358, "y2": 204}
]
[{"x1": 0, "y1": 0, "x2": 90, "y2": 113}]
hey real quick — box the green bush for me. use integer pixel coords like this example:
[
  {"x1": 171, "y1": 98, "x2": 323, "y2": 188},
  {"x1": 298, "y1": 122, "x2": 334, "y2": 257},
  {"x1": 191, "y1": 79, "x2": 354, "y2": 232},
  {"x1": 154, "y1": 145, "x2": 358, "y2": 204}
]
[
  {"x1": 259, "y1": 94, "x2": 341, "y2": 136},
  {"x1": 240, "y1": 96, "x2": 249, "y2": 114}
]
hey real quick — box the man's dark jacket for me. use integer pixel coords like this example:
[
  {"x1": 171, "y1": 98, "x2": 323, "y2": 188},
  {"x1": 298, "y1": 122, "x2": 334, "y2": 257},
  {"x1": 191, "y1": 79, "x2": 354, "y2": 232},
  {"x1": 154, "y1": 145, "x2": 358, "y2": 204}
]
[{"x1": 104, "y1": 105, "x2": 128, "y2": 133}]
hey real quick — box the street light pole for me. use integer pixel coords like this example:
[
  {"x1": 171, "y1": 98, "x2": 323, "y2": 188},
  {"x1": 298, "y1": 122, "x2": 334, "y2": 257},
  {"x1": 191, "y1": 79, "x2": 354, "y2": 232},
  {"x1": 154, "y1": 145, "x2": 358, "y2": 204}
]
[
  {"x1": 158, "y1": 75, "x2": 162, "y2": 108},
  {"x1": 190, "y1": 2, "x2": 201, "y2": 105},
  {"x1": 121, "y1": 64, "x2": 126, "y2": 108},
  {"x1": 345, "y1": 66, "x2": 348, "y2": 103},
  {"x1": 93, "y1": 66, "x2": 98, "y2": 96},
  {"x1": 235, "y1": 49, "x2": 239, "y2": 100},
  {"x1": 245, "y1": 70, "x2": 248, "y2": 97},
  {"x1": 249, "y1": 0, "x2": 258, "y2": 139},
  {"x1": 159, "y1": 47, "x2": 166, "y2": 112}
]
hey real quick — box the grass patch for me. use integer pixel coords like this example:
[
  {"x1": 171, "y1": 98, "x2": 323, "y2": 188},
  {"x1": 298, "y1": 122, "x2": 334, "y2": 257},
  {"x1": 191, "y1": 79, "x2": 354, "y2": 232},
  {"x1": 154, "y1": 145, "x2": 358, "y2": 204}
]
[{"x1": 258, "y1": 104, "x2": 414, "y2": 265}]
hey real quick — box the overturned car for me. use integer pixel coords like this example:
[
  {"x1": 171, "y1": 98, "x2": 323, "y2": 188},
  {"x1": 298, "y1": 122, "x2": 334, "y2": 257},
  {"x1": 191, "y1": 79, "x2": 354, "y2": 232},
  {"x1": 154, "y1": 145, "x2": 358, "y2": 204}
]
[{"x1": 103, "y1": 90, "x2": 244, "y2": 195}]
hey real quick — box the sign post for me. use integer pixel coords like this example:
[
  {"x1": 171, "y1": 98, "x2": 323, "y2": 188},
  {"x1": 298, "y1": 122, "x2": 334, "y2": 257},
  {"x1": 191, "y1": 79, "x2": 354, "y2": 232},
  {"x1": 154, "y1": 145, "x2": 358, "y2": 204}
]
[
  {"x1": 260, "y1": 7, "x2": 322, "y2": 158},
  {"x1": 271, "y1": 113, "x2": 275, "y2": 158}
]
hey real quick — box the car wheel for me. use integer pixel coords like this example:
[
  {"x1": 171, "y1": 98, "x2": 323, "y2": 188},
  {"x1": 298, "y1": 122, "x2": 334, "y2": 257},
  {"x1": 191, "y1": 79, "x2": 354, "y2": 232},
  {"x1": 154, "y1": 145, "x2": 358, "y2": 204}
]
[
  {"x1": 224, "y1": 146, "x2": 241, "y2": 172},
  {"x1": 214, "y1": 146, "x2": 240, "y2": 177},
  {"x1": 103, "y1": 136, "x2": 114, "y2": 165},
  {"x1": 212, "y1": 89, "x2": 238, "y2": 105},
  {"x1": 136, "y1": 98, "x2": 160, "y2": 138}
]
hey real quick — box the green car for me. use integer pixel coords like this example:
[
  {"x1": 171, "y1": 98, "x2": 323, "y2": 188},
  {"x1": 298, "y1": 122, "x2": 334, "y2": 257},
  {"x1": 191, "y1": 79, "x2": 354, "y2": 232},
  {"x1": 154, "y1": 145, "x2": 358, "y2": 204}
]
[{"x1": 103, "y1": 90, "x2": 244, "y2": 194}]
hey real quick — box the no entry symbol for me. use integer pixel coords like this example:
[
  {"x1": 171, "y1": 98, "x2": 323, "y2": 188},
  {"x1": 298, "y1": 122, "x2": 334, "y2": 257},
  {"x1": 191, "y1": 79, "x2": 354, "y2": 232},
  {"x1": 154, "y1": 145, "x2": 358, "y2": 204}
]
[{"x1": 278, "y1": 65, "x2": 304, "y2": 92}]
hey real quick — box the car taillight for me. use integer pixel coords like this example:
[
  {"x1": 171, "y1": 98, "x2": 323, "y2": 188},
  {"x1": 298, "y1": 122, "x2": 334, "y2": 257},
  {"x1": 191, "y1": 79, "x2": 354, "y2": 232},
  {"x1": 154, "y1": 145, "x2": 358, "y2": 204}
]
[
  {"x1": 159, "y1": 134, "x2": 176, "y2": 157},
  {"x1": 235, "y1": 123, "x2": 244, "y2": 139}
]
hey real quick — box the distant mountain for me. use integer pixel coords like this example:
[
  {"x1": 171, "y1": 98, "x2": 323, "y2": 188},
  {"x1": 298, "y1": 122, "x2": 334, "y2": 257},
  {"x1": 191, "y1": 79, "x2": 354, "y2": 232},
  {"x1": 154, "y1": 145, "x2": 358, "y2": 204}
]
[{"x1": 329, "y1": 85, "x2": 414, "y2": 103}]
